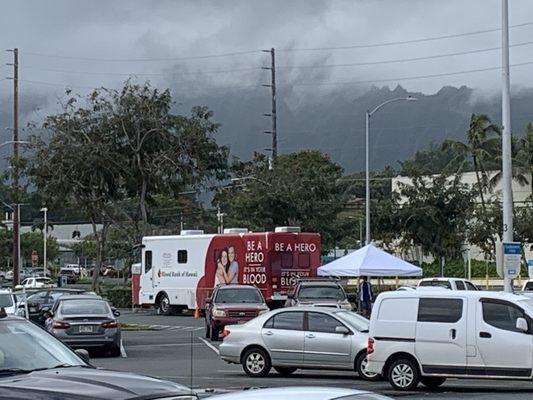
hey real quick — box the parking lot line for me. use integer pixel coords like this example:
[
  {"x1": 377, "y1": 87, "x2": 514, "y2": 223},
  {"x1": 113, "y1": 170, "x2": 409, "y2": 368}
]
[
  {"x1": 199, "y1": 337, "x2": 220, "y2": 355},
  {"x1": 120, "y1": 340, "x2": 128, "y2": 358}
]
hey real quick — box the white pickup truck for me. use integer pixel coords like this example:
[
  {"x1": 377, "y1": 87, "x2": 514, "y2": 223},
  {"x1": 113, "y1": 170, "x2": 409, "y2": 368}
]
[
  {"x1": 15, "y1": 276, "x2": 55, "y2": 290},
  {"x1": 417, "y1": 277, "x2": 479, "y2": 291}
]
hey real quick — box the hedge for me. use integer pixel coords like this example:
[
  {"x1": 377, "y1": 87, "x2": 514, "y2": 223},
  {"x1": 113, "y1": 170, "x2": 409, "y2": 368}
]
[{"x1": 104, "y1": 286, "x2": 132, "y2": 308}]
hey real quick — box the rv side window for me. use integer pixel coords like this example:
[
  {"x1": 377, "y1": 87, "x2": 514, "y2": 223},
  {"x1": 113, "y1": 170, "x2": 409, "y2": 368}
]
[
  {"x1": 178, "y1": 250, "x2": 188, "y2": 264},
  {"x1": 418, "y1": 298, "x2": 463, "y2": 323},
  {"x1": 145, "y1": 251, "x2": 152, "y2": 273},
  {"x1": 298, "y1": 253, "x2": 310, "y2": 268},
  {"x1": 281, "y1": 252, "x2": 293, "y2": 268}
]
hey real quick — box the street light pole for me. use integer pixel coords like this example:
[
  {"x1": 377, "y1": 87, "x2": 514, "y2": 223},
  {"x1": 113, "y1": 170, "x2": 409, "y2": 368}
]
[
  {"x1": 365, "y1": 97, "x2": 417, "y2": 245},
  {"x1": 41, "y1": 207, "x2": 48, "y2": 276},
  {"x1": 501, "y1": 0, "x2": 514, "y2": 293}
]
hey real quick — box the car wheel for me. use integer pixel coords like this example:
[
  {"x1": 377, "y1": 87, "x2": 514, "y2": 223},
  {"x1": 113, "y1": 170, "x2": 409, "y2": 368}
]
[
  {"x1": 420, "y1": 377, "x2": 446, "y2": 389},
  {"x1": 205, "y1": 320, "x2": 211, "y2": 339},
  {"x1": 356, "y1": 352, "x2": 380, "y2": 381},
  {"x1": 274, "y1": 367, "x2": 297, "y2": 376},
  {"x1": 156, "y1": 293, "x2": 171, "y2": 316},
  {"x1": 109, "y1": 345, "x2": 121, "y2": 357},
  {"x1": 388, "y1": 358, "x2": 420, "y2": 391},
  {"x1": 242, "y1": 348, "x2": 271, "y2": 377},
  {"x1": 211, "y1": 326, "x2": 219, "y2": 341}
]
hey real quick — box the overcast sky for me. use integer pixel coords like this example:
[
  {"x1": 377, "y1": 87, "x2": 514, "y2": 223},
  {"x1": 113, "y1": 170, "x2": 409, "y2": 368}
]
[{"x1": 1, "y1": 0, "x2": 533, "y2": 95}]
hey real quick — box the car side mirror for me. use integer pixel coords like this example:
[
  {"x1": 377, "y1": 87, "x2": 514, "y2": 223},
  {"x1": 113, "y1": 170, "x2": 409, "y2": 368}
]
[
  {"x1": 516, "y1": 317, "x2": 529, "y2": 333},
  {"x1": 75, "y1": 349, "x2": 90, "y2": 363},
  {"x1": 113, "y1": 309, "x2": 121, "y2": 317},
  {"x1": 205, "y1": 297, "x2": 212, "y2": 304},
  {"x1": 335, "y1": 326, "x2": 351, "y2": 335},
  {"x1": 43, "y1": 310, "x2": 53, "y2": 319}
]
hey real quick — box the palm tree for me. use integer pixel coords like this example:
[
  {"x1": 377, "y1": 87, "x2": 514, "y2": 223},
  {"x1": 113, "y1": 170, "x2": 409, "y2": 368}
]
[
  {"x1": 516, "y1": 123, "x2": 533, "y2": 195},
  {"x1": 489, "y1": 133, "x2": 530, "y2": 191},
  {"x1": 442, "y1": 113, "x2": 501, "y2": 217}
]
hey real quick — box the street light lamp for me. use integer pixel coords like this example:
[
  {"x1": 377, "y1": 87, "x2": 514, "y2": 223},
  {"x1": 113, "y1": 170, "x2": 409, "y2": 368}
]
[{"x1": 364, "y1": 96, "x2": 417, "y2": 245}]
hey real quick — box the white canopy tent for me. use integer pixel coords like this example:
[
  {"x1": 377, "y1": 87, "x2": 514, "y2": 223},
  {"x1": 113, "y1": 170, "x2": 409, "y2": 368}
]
[{"x1": 318, "y1": 244, "x2": 422, "y2": 277}]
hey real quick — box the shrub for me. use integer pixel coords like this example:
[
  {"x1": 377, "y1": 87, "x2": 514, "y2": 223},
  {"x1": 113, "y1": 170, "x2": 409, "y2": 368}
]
[{"x1": 104, "y1": 286, "x2": 132, "y2": 308}]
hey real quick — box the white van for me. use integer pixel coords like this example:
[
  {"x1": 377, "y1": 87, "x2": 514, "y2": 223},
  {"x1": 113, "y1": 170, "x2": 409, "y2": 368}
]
[{"x1": 367, "y1": 290, "x2": 533, "y2": 390}]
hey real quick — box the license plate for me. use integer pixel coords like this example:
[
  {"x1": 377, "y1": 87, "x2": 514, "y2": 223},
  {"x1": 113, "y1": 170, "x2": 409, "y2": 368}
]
[{"x1": 78, "y1": 326, "x2": 93, "y2": 333}]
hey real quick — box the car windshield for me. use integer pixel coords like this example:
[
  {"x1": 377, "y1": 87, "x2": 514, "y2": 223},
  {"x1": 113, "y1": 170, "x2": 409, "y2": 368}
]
[
  {"x1": 215, "y1": 288, "x2": 263, "y2": 303},
  {"x1": 334, "y1": 311, "x2": 369, "y2": 332},
  {"x1": 0, "y1": 294, "x2": 13, "y2": 308},
  {"x1": 419, "y1": 280, "x2": 452, "y2": 289},
  {"x1": 0, "y1": 320, "x2": 86, "y2": 372},
  {"x1": 298, "y1": 286, "x2": 345, "y2": 300},
  {"x1": 60, "y1": 300, "x2": 109, "y2": 315}
]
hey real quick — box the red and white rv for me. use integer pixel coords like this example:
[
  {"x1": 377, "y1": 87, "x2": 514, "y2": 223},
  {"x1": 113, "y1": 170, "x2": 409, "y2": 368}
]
[{"x1": 131, "y1": 227, "x2": 321, "y2": 314}]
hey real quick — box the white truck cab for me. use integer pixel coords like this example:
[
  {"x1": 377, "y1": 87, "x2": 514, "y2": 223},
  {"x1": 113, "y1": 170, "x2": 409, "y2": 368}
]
[
  {"x1": 367, "y1": 290, "x2": 533, "y2": 390},
  {"x1": 417, "y1": 277, "x2": 478, "y2": 291}
]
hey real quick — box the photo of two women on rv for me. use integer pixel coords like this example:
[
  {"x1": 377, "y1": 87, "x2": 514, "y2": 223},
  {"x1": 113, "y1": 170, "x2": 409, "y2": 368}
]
[{"x1": 215, "y1": 246, "x2": 239, "y2": 285}]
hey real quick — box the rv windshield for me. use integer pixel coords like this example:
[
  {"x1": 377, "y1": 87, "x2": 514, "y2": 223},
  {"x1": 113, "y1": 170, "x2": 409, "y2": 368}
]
[{"x1": 299, "y1": 286, "x2": 345, "y2": 300}]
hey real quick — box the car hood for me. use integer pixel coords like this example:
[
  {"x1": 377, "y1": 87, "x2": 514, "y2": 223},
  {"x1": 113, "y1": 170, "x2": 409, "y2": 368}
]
[
  {"x1": 0, "y1": 367, "x2": 194, "y2": 400},
  {"x1": 212, "y1": 303, "x2": 267, "y2": 310}
]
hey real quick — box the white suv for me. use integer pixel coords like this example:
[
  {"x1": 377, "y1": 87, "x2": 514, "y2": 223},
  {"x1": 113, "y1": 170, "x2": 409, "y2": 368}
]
[
  {"x1": 417, "y1": 277, "x2": 478, "y2": 291},
  {"x1": 367, "y1": 290, "x2": 533, "y2": 390}
]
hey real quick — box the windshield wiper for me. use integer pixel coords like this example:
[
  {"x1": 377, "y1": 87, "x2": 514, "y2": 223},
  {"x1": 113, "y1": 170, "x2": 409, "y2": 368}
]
[
  {"x1": 29, "y1": 364, "x2": 91, "y2": 372},
  {"x1": 0, "y1": 368, "x2": 32, "y2": 375}
]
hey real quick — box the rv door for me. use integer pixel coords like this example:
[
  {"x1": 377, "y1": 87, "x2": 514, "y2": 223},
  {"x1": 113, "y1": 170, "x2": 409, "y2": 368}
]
[{"x1": 144, "y1": 250, "x2": 155, "y2": 289}]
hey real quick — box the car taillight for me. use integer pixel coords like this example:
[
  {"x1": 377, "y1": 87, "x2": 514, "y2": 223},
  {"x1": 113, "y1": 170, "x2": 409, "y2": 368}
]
[
  {"x1": 102, "y1": 321, "x2": 118, "y2": 329},
  {"x1": 222, "y1": 329, "x2": 231, "y2": 337},
  {"x1": 53, "y1": 321, "x2": 70, "y2": 329},
  {"x1": 367, "y1": 338, "x2": 375, "y2": 354}
]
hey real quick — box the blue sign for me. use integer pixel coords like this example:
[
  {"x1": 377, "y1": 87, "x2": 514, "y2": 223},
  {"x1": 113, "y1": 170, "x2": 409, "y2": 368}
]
[
  {"x1": 503, "y1": 242, "x2": 522, "y2": 279},
  {"x1": 503, "y1": 243, "x2": 522, "y2": 255}
]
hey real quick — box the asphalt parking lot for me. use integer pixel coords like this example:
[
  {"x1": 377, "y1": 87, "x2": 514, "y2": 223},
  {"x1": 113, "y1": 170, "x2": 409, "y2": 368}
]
[{"x1": 90, "y1": 310, "x2": 533, "y2": 399}]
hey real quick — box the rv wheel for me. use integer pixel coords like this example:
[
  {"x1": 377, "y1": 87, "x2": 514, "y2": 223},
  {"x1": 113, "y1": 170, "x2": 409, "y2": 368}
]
[{"x1": 156, "y1": 293, "x2": 171, "y2": 316}]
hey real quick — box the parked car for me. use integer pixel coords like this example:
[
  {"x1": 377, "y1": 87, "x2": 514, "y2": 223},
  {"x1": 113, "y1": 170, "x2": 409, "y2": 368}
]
[
  {"x1": 17, "y1": 288, "x2": 94, "y2": 325},
  {"x1": 205, "y1": 285, "x2": 269, "y2": 341},
  {"x1": 15, "y1": 276, "x2": 55, "y2": 290},
  {"x1": 285, "y1": 278, "x2": 352, "y2": 310},
  {"x1": 219, "y1": 306, "x2": 378, "y2": 380},
  {"x1": 417, "y1": 277, "x2": 478, "y2": 291},
  {"x1": 0, "y1": 312, "x2": 197, "y2": 399},
  {"x1": 521, "y1": 279, "x2": 533, "y2": 291},
  {"x1": 206, "y1": 387, "x2": 392, "y2": 400},
  {"x1": 0, "y1": 289, "x2": 16, "y2": 315},
  {"x1": 367, "y1": 290, "x2": 533, "y2": 390},
  {"x1": 44, "y1": 295, "x2": 122, "y2": 356},
  {"x1": 58, "y1": 268, "x2": 79, "y2": 284}
]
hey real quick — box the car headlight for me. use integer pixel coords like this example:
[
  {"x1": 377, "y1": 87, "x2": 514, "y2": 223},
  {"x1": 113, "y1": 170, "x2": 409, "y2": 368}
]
[
  {"x1": 258, "y1": 309, "x2": 270, "y2": 315},
  {"x1": 212, "y1": 309, "x2": 226, "y2": 317}
]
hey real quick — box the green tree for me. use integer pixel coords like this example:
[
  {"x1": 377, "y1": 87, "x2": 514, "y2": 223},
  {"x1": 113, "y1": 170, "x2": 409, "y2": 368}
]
[
  {"x1": 20, "y1": 231, "x2": 59, "y2": 268},
  {"x1": 215, "y1": 151, "x2": 345, "y2": 250},
  {"x1": 393, "y1": 174, "x2": 474, "y2": 274}
]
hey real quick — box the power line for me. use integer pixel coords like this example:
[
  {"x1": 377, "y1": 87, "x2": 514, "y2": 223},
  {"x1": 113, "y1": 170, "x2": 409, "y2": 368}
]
[
  {"x1": 278, "y1": 41, "x2": 533, "y2": 70},
  {"x1": 22, "y1": 49, "x2": 262, "y2": 63},
  {"x1": 278, "y1": 21, "x2": 533, "y2": 52},
  {"x1": 288, "y1": 60, "x2": 533, "y2": 87}
]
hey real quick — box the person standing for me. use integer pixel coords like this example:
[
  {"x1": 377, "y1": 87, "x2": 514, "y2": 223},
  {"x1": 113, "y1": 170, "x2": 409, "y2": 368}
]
[{"x1": 359, "y1": 276, "x2": 373, "y2": 317}]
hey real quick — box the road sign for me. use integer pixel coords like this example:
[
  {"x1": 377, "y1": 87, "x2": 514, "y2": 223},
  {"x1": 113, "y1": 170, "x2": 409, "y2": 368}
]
[{"x1": 503, "y1": 242, "x2": 522, "y2": 279}]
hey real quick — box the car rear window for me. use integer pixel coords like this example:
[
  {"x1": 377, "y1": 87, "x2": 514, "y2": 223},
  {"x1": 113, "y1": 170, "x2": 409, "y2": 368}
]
[
  {"x1": 418, "y1": 298, "x2": 463, "y2": 323},
  {"x1": 0, "y1": 294, "x2": 13, "y2": 308},
  {"x1": 215, "y1": 288, "x2": 263, "y2": 304},
  {"x1": 298, "y1": 286, "x2": 345, "y2": 300},
  {"x1": 419, "y1": 280, "x2": 452, "y2": 289},
  {"x1": 60, "y1": 300, "x2": 109, "y2": 315}
]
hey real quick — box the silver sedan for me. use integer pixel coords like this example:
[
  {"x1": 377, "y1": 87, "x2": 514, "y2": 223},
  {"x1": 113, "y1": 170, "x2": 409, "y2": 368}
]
[{"x1": 219, "y1": 306, "x2": 377, "y2": 380}]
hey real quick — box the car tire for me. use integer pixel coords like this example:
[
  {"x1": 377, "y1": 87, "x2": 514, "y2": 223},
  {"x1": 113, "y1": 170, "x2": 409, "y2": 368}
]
[
  {"x1": 274, "y1": 367, "x2": 297, "y2": 376},
  {"x1": 388, "y1": 358, "x2": 420, "y2": 391},
  {"x1": 109, "y1": 345, "x2": 121, "y2": 357},
  {"x1": 205, "y1": 320, "x2": 211, "y2": 339},
  {"x1": 211, "y1": 326, "x2": 219, "y2": 341},
  {"x1": 356, "y1": 352, "x2": 380, "y2": 381},
  {"x1": 242, "y1": 347, "x2": 271, "y2": 377},
  {"x1": 156, "y1": 293, "x2": 171, "y2": 316},
  {"x1": 420, "y1": 377, "x2": 446, "y2": 389}
]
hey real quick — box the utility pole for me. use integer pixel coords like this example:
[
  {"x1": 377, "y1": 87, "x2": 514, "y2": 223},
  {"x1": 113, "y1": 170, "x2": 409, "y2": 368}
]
[
  {"x1": 8, "y1": 48, "x2": 20, "y2": 287},
  {"x1": 262, "y1": 48, "x2": 277, "y2": 164},
  {"x1": 41, "y1": 207, "x2": 48, "y2": 276},
  {"x1": 216, "y1": 204, "x2": 225, "y2": 234},
  {"x1": 501, "y1": 0, "x2": 514, "y2": 293}
]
